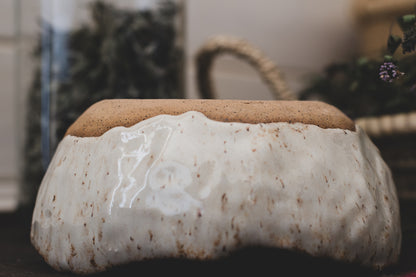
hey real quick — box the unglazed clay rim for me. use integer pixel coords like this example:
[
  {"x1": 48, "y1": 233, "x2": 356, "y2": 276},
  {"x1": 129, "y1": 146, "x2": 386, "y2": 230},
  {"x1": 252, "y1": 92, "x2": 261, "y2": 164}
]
[{"x1": 65, "y1": 99, "x2": 356, "y2": 138}]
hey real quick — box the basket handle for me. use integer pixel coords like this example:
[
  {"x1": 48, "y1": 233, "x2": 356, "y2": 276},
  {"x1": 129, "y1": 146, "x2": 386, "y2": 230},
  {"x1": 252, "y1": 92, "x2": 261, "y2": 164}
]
[
  {"x1": 195, "y1": 35, "x2": 297, "y2": 100},
  {"x1": 195, "y1": 35, "x2": 416, "y2": 137}
]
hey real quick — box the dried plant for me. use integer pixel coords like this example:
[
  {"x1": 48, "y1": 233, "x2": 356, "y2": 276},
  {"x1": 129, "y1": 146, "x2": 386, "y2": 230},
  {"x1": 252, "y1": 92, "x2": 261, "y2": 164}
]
[{"x1": 22, "y1": 0, "x2": 184, "y2": 206}]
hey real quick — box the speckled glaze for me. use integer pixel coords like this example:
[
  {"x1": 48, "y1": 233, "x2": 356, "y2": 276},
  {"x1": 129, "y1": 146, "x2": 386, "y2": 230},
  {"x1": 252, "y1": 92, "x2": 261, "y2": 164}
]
[{"x1": 31, "y1": 111, "x2": 401, "y2": 274}]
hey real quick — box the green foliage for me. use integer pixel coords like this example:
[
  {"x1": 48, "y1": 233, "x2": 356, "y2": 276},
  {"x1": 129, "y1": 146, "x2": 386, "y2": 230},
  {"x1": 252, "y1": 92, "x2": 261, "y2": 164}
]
[
  {"x1": 52, "y1": 0, "x2": 184, "y2": 139},
  {"x1": 299, "y1": 56, "x2": 416, "y2": 119},
  {"x1": 300, "y1": 13, "x2": 416, "y2": 119},
  {"x1": 398, "y1": 14, "x2": 416, "y2": 32},
  {"x1": 387, "y1": 35, "x2": 402, "y2": 55},
  {"x1": 388, "y1": 14, "x2": 416, "y2": 55}
]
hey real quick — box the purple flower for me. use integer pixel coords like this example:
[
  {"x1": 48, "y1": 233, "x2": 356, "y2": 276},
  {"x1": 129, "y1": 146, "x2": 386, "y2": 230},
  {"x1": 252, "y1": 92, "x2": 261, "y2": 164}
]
[{"x1": 379, "y1": 62, "x2": 403, "y2": 82}]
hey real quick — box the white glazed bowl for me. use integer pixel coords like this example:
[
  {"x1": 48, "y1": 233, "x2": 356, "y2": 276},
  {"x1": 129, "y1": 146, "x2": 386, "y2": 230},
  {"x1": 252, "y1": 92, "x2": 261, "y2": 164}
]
[{"x1": 31, "y1": 104, "x2": 401, "y2": 274}]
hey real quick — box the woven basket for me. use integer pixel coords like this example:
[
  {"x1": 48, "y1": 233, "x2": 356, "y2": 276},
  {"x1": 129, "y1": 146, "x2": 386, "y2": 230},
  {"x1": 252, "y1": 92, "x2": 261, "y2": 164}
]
[{"x1": 195, "y1": 35, "x2": 416, "y2": 201}]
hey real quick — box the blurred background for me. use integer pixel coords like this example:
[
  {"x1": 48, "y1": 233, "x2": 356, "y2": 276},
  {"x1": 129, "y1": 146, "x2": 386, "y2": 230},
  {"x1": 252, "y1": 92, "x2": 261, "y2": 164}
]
[
  {"x1": 0, "y1": 0, "x2": 359, "y2": 211},
  {"x1": 1, "y1": 0, "x2": 416, "y2": 275},
  {"x1": 1, "y1": 0, "x2": 416, "y2": 220}
]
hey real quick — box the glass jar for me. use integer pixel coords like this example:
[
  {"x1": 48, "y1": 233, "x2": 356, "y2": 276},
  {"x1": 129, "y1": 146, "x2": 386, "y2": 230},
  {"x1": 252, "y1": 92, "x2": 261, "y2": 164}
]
[{"x1": 18, "y1": 0, "x2": 186, "y2": 207}]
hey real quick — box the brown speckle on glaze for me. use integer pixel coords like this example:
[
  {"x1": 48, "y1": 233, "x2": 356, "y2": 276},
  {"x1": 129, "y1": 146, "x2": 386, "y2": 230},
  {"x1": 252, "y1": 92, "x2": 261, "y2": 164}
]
[
  {"x1": 70, "y1": 244, "x2": 76, "y2": 257},
  {"x1": 221, "y1": 193, "x2": 228, "y2": 211},
  {"x1": 90, "y1": 257, "x2": 97, "y2": 268}
]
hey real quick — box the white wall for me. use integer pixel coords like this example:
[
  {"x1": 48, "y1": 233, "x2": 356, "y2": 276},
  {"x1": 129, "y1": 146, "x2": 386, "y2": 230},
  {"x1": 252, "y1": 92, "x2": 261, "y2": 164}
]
[
  {"x1": 185, "y1": 0, "x2": 357, "y2": 99},
  {"x1": 0, "y1": 0, "x2": 19, "y2": 211},
  {"x1": 0, "y1": 0, "x2": 358, "y2": 211}
]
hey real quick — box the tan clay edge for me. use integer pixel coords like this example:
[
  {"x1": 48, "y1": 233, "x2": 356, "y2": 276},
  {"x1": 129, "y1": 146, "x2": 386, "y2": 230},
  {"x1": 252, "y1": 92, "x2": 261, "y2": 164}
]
[{"x1": 65, "y1": 99, "x2": 356, "y2": 138}]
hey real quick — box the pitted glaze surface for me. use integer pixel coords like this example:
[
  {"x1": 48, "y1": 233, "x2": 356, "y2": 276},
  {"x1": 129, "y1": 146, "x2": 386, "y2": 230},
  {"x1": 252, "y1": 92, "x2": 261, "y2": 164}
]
[{"x1": 31, "y1": 111, "x2": 401, "y2": 274}]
